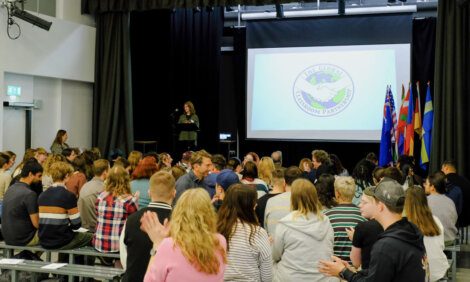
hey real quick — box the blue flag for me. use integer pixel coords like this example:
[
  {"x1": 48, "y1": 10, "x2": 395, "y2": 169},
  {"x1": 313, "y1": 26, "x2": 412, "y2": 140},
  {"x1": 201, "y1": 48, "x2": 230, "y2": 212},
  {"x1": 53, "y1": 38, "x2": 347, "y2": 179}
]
[
  {"x1": 420, "y1": 83, "x2": 433, "y2": 170},
  {"x1": 379, "y1": 86, "x2": 395, "y2": 167}
]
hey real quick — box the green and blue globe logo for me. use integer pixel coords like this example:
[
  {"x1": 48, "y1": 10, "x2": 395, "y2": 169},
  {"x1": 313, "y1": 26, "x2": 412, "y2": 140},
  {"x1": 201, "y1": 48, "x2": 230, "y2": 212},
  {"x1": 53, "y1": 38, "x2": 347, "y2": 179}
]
[{"x1": 293, "y1": 64, "x2": 354, "y2": 117}]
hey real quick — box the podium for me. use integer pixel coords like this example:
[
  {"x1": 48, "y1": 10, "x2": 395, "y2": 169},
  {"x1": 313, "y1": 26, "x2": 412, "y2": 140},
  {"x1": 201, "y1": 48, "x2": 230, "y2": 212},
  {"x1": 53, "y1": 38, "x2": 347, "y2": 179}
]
[
  {"x1": 176, "y1": 122, "x2": 200, "y2": 133},
  {"x1": 177, "y1": 122, "x2": 199, "y2": 151}
]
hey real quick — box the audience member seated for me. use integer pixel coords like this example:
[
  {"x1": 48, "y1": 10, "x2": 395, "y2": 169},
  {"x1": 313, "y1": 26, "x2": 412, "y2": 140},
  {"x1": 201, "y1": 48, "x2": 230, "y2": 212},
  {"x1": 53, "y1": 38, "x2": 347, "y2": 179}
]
[
  {"x1": 273, "y1": 178, "x2": 337, "y2": 282},
  {"x1": 299, "y1": 158, "x2": 315, "y2": 184},
  {"x1": 175, "y1": 150, "x2": 213, "y2": 202},
  {"x1": 50, "y1": 129, "x2": 69, "y2": 155},
  {"x1": 424, "y1": 172, "x2": 458, "y2": 245},
  {"x1": 93, "y1": 166, "x2": 138, "y2": 253},
  {"x1": 226, "y1": 157, "x2": 243, "y2": 179},
  {"x1": 127, "y1": 150, "x2": 143, "y2": 176},
  {"x1": 78, "y1": 159, "x2": 109, "y2": 232},
  {"x1": 211, "y1": 169, "x2": 240, "y2": 211},
  {"x1": 131, "y1": 156, "x2": 158, "y2": 209},
  {"x1": 42, "y1": 154, "x2": 66, "y2": 190},
  {"x1": 347, "y1": 194, "x2": 383, "y2": 270},
  {"x1": 217, "y1": 184, "x2": 273, "y2": 281},
  {"x1": 38, "y1": 161, "x2": 93, "y2": 249},
  {"x1": 176, "y1": 151, "x2": 192, "y2": 172},
  {"x1": 120, "y1": 171, "x2": 175, "y2": 282},
  {"x1": 243, "y1": 152, "x2": 260, "y2": 166},
  {"x1": 324, "y1": 177, "x2": 366, "y2": 264},
  {"x1": 372, "y1": 167, "x2": 385, "y2": 185},
  {"x1": 319, "y1": 179, "x2": 427, "y2": 282},
  {"x1": 405, "y1": 186, "x2": 449, "y2": 282},
  {"x1": 241, "y1": 161, "x2": 269, "y2": 198},
  {"x1": 11, "y1": 148, "x2": 36, "y2": 178},
  {"x1": 311, "y1": 149, "x2": 334, "y2": 182},
  {"x1": 34, "y1": 147, "x2": 48, "y2": 166},
  {"x1": 315, "y1": 174, "x2": 337, "y2": 210},
  {"x1": 258, "y1": 157, "x2": 276, "y2": 189},
  {"x1": 442, "y1": 159, "x2": 470, "y2": 227},
  {"x1": 271, "y1": 150, "x2": 284, "y2": 170},
  {"x1": 62, "y1": 147, "x2": 78, "y2": 165},
  {"x1": 0, "y1": 153, "x2": 12, "y2": 201},
  {"x1": 351, "y1": 159, "x2": 374, "y2": 206},
  {"x1": 444, "y1": 175, "x2": 463, "y2": 218},
  {"x1": 256, "y1": 169, "x2": 285, "y2": 228},
  {"x1": 158, "y1": 152, "x2": 173, "y2": 169},
  {"x1": 330, "y1": 154, "x2": 349, "y2": 176},
  {"x1": 2, "y1": 160, "x2": 43, "y2": 246},
  {"x1": 382, "y1": 166, "x2": 404, "y2": 184},
  {"x1": 264, "y1": 166, "x2": 303, "y2": 236},
  {"x1": 65, "y1": 154, "x2": 88, "y2": 197},
  {"x1": 141, "y1": 188, "x2": 227, "y2": 282},
  {"x1": 203, "y1": 154, "x2": 226, "y2": 198}
]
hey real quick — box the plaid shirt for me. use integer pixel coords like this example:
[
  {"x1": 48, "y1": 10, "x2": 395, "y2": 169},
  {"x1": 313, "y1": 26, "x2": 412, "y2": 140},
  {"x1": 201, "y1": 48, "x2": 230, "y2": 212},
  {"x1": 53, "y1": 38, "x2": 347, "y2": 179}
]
[{"x1": 93, "y1": 191, "x2": 138, "y2": 252}]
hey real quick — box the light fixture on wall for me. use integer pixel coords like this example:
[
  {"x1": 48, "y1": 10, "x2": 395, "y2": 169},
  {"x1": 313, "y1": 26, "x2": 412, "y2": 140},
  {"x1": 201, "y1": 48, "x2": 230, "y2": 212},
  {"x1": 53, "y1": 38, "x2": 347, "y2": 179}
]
[{"x1": 1, "y1": 0, "x2": 52, "y2": 39}]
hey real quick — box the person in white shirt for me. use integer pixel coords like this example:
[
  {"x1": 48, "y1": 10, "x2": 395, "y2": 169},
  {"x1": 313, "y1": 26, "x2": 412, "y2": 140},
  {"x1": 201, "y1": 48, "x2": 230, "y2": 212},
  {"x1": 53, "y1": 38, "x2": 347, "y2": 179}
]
[{"x1": 405, "y1": 185, "x2": 449, "y2": 281}]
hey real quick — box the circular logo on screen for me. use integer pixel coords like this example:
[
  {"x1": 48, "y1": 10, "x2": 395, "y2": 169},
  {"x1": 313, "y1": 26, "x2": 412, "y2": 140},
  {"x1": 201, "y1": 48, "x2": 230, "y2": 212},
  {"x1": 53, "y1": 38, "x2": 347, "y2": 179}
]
[{"x1": 293, "y1": 64, "x2": 354, "y2": 117}]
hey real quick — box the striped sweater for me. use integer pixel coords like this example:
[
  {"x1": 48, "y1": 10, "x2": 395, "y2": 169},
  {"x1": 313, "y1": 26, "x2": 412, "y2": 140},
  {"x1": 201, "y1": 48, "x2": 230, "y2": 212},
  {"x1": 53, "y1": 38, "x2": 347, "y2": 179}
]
[
  {"x1": 323, "y1": 203, "x2": 366, "y2": 263},
  {"x1": 224, "y1": 221, "x2": 272, "y2": 282},
  {"x1": 38, "y1": 185, "x2": 82, "y2": 249}
]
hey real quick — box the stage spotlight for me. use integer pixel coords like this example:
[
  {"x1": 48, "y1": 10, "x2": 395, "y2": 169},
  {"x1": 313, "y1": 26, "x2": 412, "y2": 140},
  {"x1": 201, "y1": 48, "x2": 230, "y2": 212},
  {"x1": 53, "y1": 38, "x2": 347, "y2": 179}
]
[{"x1": 10, "y1": 7, "x2": 52, "y2": 31}]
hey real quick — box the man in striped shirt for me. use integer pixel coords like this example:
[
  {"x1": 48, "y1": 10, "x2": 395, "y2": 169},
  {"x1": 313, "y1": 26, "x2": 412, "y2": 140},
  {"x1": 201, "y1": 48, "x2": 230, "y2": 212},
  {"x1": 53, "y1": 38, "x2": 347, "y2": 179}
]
[
  {"x1": 38, "y1": 161, "x2": 92, "y2": 250},
  {"x1": 324, "y1": 176, "x2": 366, "y2": 263}
]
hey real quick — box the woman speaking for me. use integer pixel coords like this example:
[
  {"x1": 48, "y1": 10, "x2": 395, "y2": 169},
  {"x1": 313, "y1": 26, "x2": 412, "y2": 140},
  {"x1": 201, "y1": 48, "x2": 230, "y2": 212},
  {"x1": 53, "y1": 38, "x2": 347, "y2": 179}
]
[{"x1": 178, "y1": 101, "x2": 199, "y2": 150}]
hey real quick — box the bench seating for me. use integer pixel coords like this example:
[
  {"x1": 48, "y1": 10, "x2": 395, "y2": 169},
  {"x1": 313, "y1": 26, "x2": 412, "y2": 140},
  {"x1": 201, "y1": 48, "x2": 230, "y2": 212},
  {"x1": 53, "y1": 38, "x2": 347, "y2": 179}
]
[
  {"x1": 0, "y1": 241, "x2": 120, "y2": 262},
  {"x1": 444, "y1": 244, "x2": 461, "y2": 282},
  {"x1": 0, "y1": 259, "x2": 123, "y2": 282}
]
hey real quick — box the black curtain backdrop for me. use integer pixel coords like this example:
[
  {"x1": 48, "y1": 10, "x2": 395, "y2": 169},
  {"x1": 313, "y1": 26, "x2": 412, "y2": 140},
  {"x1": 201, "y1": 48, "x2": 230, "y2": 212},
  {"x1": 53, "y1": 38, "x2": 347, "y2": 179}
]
[
  {"x1": 93, "y1": 12, "x2": 134, "y2": 158},
  {"x1": 83, "y1": 0, "x2": 295, "y2": 13},
  {"x1": 431, "y1": 1, "x2": 470, "y2": 175},
  {"x1": 411, "y1": 17, "x2": 436, "y2": 175},
  {"x1": 131, "y1": 8, "x2": 223, "y2": 156},
  {"x1": 219, "y1": 18, "x2": 437, "y2": 172}
]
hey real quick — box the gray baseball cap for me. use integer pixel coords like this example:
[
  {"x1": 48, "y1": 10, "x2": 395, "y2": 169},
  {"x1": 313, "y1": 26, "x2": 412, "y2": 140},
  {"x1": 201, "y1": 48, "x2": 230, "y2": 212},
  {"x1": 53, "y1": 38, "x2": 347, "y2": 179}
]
[{"x1": 364, "y1": 178, "x2": 405, "y2": 208}]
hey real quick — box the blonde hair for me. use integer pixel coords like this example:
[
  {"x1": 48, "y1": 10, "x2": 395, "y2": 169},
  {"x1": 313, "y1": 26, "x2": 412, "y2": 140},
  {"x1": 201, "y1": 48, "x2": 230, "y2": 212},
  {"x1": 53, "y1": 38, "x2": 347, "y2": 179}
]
[
  {"x1": 105, "y1": 166, "x2": 131, "y2": 197},
  {"x1": 291, "y1": 178, "x2": 323, "y2": 220},
  {"x1": 334, "y1": 176, "x2": 356, "y2": 202},
  {"x1": 127, "y1": 151, "x2": 142, "y2": 172},
  {"x1": 149, "y1": 171, "x2": 175, "y2": 200},
  {"x1": 43, "y1": 154, "x2": 66, "y2": 175},
  {"x1": 171, "y1": 188, "x2": 226, "y2": 274},
  {"x1": 258, "y1": 157, "x2": 275, "y2": 186},
  {"x1": 50, "y1": 161, "x2": 74, "y2": 182}
]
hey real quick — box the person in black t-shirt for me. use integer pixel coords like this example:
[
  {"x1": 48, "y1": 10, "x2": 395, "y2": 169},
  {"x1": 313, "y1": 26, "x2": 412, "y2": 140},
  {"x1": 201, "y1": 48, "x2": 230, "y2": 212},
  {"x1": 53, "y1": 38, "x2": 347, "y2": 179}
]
[
  {"x1": 2, "y1": 160, "x2": 43, "y2": 246},
  {"x1": 121, "y1": 171, "x2": 176, "y2": 282}
]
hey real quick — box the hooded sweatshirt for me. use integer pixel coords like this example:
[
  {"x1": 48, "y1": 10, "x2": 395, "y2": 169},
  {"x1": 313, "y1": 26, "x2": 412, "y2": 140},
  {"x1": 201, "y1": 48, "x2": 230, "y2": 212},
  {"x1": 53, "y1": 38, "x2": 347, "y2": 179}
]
[
  {"x1": 344, "y1": 217, "x2": 428, "y2": 282},
  {"x1": 272, "y1": 211, "x2": 339, "y2": 282}
]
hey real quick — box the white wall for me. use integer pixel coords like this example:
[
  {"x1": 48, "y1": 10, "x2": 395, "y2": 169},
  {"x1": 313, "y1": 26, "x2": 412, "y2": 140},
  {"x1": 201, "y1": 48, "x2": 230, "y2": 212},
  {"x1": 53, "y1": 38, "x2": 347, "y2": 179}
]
[{"x1": 0, "y1": 6, "x2": 96, "y2": 152}]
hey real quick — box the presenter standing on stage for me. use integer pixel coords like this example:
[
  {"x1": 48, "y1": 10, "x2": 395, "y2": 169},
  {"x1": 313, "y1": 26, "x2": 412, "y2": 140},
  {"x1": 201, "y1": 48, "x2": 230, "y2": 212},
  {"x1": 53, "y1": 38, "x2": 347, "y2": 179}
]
[{"x1": 178, "y1": 101, "x2": 199, "y2": 150}]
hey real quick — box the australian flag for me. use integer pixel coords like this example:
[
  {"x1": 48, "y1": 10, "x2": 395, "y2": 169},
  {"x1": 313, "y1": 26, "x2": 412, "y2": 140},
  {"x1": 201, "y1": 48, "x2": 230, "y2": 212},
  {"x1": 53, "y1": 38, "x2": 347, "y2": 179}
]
[{"x1": 379, "y1": 86, "x2": 397, "y2": 167}]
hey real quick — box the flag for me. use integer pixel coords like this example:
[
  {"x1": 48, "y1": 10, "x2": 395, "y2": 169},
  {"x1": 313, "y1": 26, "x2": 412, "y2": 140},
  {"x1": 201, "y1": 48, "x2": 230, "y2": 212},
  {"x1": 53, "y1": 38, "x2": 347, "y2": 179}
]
[
  {"x1": 414, "y1": 81, "x2": 422, "y2": 136},
  {"x1": 404, "y1": 83, "x2": 415, "y2": 156},
  {"x1": 396, "y1": 84, "x2": 409, "y2": 156},
  {"x1": 420, "y1": 82, "x2": 433, "y2": 170},
  {"x1": 390, "y1": 86, "x2": 398, "y2": 162},
  {"x1": 379, "y1": 86, "x2": 396, "y2": 167}
]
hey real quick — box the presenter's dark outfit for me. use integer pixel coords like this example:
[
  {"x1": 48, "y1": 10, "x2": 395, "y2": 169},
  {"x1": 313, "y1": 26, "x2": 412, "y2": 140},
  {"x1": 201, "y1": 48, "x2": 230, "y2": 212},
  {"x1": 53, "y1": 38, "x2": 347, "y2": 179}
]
[{"x1": 178, "y1": 113, "x2": 199, "y2": 150}]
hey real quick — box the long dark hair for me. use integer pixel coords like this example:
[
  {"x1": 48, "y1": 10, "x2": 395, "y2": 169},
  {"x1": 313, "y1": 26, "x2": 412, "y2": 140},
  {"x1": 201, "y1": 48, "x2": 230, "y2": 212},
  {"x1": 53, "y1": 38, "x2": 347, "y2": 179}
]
[
  {"x1": 53, "y1": 129, "x2": 67, "y2": 145},
  {"x1": 315, "y1": 173, "x2": 337, "y2": 209},
  {"x1": 217, "y1": 184, "x2": 259, "y2": 251},
  {"x1": 352, "y1": 158, "x2": 374, "y2": 191}
]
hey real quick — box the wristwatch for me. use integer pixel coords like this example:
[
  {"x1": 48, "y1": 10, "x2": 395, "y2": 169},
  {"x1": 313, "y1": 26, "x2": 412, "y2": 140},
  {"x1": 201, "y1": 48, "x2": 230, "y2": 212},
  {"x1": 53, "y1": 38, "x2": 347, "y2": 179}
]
[
  {"x1": 339, "y1": 267, "x2": 348, "y2": 279},
  {"x1": 149, "y1": 247, "x2": 157, "y2": 256}
]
